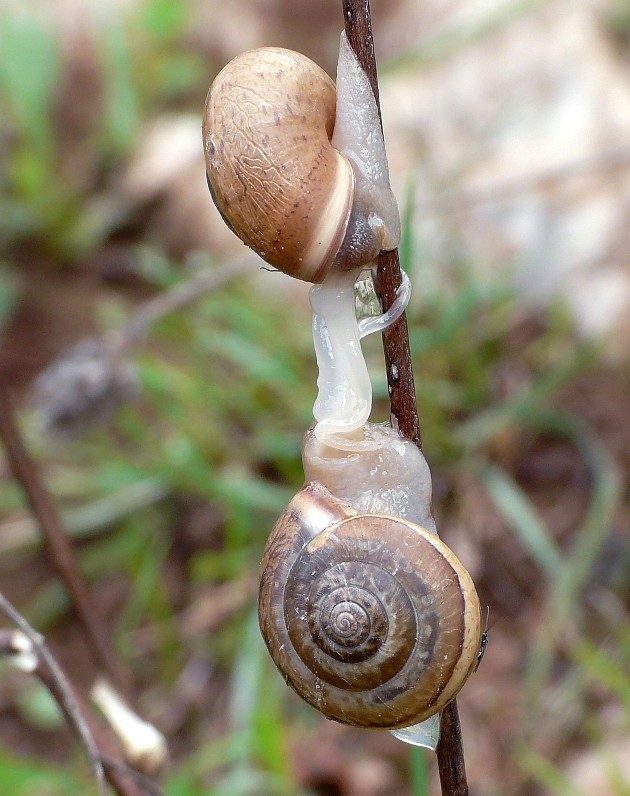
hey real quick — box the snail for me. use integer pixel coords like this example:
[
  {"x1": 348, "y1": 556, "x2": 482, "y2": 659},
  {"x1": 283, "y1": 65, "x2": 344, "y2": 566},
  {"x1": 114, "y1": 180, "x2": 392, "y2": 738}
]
[
  {"x1": 203, "y1": 33, "x2": 400, "y2": 284},
  {"x1": 203, "y1": 33, "x2": 408, "y2": 441},
  {"x1": 203, "y1": 34, "x2": 482, "y2": 739},
  {"x1": 258, "y1": 422, "x2": 482, "y2": 730}
]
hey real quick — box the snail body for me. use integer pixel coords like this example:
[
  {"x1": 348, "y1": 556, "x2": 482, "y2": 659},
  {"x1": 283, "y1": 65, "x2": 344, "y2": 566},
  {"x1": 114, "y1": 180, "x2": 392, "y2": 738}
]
[
  {"x1": 259, "y1": 424, "x2": 482, "y2": 729},
  {"x1": 204, "y1": 33, "x2": 407, "y2": 441},
  {"x1": 203, "y1": 33, "x2": 400, "y2": 283}
]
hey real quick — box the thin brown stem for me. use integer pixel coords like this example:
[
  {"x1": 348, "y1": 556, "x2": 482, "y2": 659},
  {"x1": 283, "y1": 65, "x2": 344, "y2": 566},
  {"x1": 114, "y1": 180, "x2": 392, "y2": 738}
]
[
  {"x1": 0, "y1": 390, "x2": 132, "y2": 699},
  {"x1": 0, "y1": 602, "x2": 106, "y2": 795},
  {"x1": 375, "y1": 248, "x2": 422, "y2": 448},
  {"x1": 0, "y1": 595, "x2": 153, "y2": 796},
  {"x1": 36, "y1": 665, "x2": 149, "y2": 796},
  {"x1": 436, "y1": 701, "x2": 469, "y2": 794},
  {"x1": 343, "y1": 3, "x2": 468, "y2": 793},
  {"x1": 341, "y1": 0, "x2": 422, "y2": 448},
  {"x1": 100, "y1": 758, "x2": 167, "y2": 796}
]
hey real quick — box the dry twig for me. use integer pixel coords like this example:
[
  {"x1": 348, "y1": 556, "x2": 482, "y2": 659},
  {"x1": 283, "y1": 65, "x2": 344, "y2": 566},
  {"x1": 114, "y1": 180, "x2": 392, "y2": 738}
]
[
  {"x1": 0, "y1": 598, "x2": 163, "y2": 796},
  {"x1": 342, "y1": 2, "x2": 470, "y2": 793},
  {"x1": 0, "y1": 390, "x2": 131, "y2": 697},
  {"x1": 31, "y1": 255, "x2": 255, "y2": 436},
  {"x1": 0, "y1": 595, "x2": 105, "y2": 795}
]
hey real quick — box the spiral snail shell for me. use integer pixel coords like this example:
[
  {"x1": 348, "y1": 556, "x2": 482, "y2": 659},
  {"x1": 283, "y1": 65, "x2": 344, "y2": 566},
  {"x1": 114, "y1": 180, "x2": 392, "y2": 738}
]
[
  {"x1": 203, "y1": 33, "x2": 400, "y2": 282},
  {"x1": 259, "y1": 424, "x2": 482, "y2": 729}
]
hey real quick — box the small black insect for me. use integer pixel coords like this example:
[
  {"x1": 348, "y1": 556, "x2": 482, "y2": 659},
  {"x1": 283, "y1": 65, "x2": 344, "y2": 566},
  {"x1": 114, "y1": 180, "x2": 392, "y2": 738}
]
[{"x1": 474, "y1": 607, "x2": 490, "y2": 672}]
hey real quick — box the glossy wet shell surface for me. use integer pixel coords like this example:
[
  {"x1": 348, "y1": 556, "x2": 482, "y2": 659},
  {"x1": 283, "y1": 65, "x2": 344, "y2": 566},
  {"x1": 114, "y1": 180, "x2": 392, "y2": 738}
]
[
  {"x1": 258, "y1": 485, "x2": 482, "y2": 728},
  {"x1": 203, "y1": 47, "x2": 353, "y2": 283}
]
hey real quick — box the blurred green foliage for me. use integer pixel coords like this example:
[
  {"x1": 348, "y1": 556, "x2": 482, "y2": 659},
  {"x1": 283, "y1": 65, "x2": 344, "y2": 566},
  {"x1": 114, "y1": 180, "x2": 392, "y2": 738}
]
[
  {"x1": 607, "y1": 0, "x2": 630, "y2": 47},
  {"x1": 0, "y1": 747, "x2": 94, "y2": 795},
  {"x1": 0, "y1": 1, "x2": 628, "y2": 795},
  {"x1": 0, "y1": 0, "x2": 205, "y2": 257}
]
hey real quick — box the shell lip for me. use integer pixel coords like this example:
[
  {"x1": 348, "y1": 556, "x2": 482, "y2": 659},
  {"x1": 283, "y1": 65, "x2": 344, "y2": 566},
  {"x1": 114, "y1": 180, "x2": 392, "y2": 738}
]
[{"x1": 303, "y1": 153, "x2": 355, "y2": 283}]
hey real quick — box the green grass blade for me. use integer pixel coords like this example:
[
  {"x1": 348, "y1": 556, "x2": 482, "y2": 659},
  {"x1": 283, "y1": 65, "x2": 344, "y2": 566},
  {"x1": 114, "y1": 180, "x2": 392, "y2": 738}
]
[
  {"x1": 481, "y1": 464, "x2": 565, "y2": 577},
  {"x1": 410, "y1": 747, "x2": 429, "y2": 796},
  {"x1": 518, "y1": 747, "x2": 588, "y2": 796}
]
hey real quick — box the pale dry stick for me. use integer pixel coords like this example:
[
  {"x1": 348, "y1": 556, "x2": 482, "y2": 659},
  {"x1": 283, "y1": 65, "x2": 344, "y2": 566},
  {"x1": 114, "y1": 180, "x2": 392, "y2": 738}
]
[
  {"x1": 106, "y1": 254, "x2": 256, "y2": 361},
  {"x1": 34, "y1": 665, "x2": 157, "y2": 796},
  {"x1": 342, "y1": 2, "x2": 470, "y2": 794},
  {"x1": 31, "y1": 256, "x2": 256, "y2": 436},
  {"x1": 0, "y1": 628, "x2": 38, "y2": 666},
  {"x1": 91, "y1": 678, "x2": 168, "y2": 775},
  {"x1": 36, "y1": 665, "x2": 152, "y2": 796},
  {"x1": 0, "y1": 593, "x2": 108, "y2": 796},
  {"x1": 0, "y1": 621, "x2": 159, "y2": 796}
]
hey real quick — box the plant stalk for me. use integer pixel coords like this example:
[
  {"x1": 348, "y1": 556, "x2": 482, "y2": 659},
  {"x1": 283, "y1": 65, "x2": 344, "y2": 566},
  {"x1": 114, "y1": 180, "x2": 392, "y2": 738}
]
[
  {"x1": 342, "y1": 2, "x2": 469, "y2": 793},
  {"x1": 0, "y1": 596, "x2": 149, "y2": 796},
  {"x1": 0, "y1": 389, "x2": 132, "y2": 700}
]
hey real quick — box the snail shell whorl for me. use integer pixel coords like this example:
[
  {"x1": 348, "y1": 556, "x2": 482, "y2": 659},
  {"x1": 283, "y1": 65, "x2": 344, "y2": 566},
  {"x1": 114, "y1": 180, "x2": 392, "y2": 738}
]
[
  {"x1": 203, "y1": 48, "x2": 354, "y2": 283},
  {"x1": 258, "y1": 484, "x2": 482, "y2": 729}
]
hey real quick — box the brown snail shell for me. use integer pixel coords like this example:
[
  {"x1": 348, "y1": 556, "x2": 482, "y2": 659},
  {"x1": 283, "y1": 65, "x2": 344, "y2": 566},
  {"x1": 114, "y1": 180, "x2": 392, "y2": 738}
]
[
  {"x1": 203, "y1": 47, "x2": 354, "y2": 283},
  {"x1": 258, "y1": 482, "x2": 482, "y2": 729}
]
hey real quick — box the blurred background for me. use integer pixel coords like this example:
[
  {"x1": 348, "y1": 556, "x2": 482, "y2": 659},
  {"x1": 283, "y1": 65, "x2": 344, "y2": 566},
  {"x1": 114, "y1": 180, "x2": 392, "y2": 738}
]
[{"x1": 0, "y1": 0, "x2": 629, "y2": 794}]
